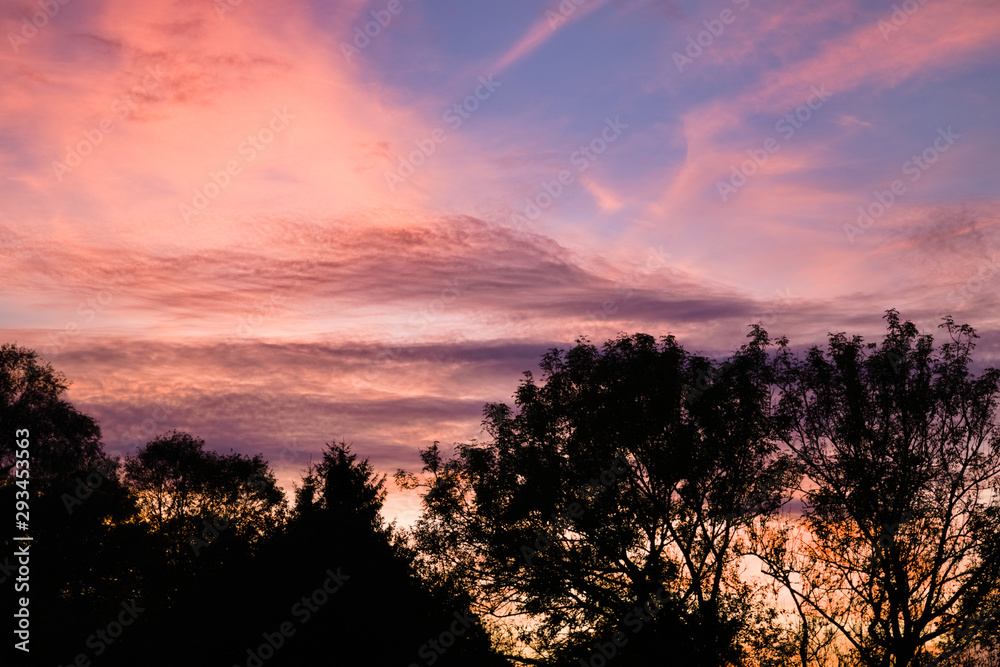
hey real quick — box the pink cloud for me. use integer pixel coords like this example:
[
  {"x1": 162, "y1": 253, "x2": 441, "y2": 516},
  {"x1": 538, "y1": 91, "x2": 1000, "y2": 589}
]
[{"x1": 489, "y1": 0, "x2": 615, "y2": 74}]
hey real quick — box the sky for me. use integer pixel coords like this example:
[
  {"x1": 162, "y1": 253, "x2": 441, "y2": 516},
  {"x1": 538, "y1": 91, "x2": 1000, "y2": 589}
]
[{"x1": 2, "y1": 0, "x2": 999, "y2": 524}]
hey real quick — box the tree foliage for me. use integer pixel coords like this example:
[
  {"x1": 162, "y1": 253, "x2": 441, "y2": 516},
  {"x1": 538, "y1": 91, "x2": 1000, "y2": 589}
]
[
  {"x1": 293, "y1": 440, "x2": 388, "y2": 535},
  {"x1": 123, "y1": 429, "x2": 286, "y2": 562},
  {"x1": 0, "y1": 343, "x2": 105, "y2": 482},
  {"x1": 753, "y1": 310, "x2": 1000, "y2": 667},
  {"x1": 4, "y1": 309, "x2": 998, "y2": 667},
  {"x1": 399, "y1": 330, "x2": 800, "y2": 666}
]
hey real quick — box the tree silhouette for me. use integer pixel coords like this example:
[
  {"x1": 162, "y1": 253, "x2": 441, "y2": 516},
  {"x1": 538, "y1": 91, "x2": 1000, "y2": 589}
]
[
  {"x1": 0, "y1": 347, "x2": 514, "y2": 667},
  {"x1": 293, "y1": 440, "x2": 387, "y2": 533},
  {"x1": 256, "y1": 440, "x2": 510, "y2": 666},
  {"x1": 123, "y1": 430, "x2": 286, "y2": 565},
  {"x1": 104, "y1": 440, "x2": 511, "y2": 666},
  {"x1": 399, "y1": 331, "x2": 799, "y2": 666},
  {"x1": 6, "y1": 310, "x2": 996, "y2": 667},
  {"x1": 0, "y1": 343, "x2": 106, "y2": 483},
  {"x1": 1, "y1": 345, "x2": 148, "y2": 667},
  {"x1": 752, "y1": 311, "x2": 1000, "y2": 667}
]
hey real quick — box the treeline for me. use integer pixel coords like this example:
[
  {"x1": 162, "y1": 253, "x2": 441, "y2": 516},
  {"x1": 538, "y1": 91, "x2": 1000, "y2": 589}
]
[
  {"x1": 0, "y1": 346, "x2": 507, "y2": 666},
  {"x1": 2, "y1": 310, "x2": 1000, "y2": 667}
]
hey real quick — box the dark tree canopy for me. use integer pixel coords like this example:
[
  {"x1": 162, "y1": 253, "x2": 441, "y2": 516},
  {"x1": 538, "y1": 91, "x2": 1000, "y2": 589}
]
[
  {"x1": 753, "y1": 311, "x2": 1000, "y2": 667},
  {"x1": 293, "y1": 440, "x2": 388, "y2": 534},
  {"x1": 1, "y1": 345, "x2": 145, "y2": 667},
  {"x1": 3, "y1": 311, "x2": 998, "y2": 667},
  {"x1": 0, "y1": 343, "x2": 106, "y2": 483},
  {"x1": 104, "y1": 440, "x2": 510, "y2": 667},
  {"x1": 399, "y1": 330, "x2": 800, "y2": 666},
  {"x1": 123, "y1": 430, "x2": 286, "y2": 562}
]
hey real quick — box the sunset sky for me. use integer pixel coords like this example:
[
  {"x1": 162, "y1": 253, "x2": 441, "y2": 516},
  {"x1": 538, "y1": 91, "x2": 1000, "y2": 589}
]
[{"x1": 3, "y1": 0, "x2": 999, "y2": 523}]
